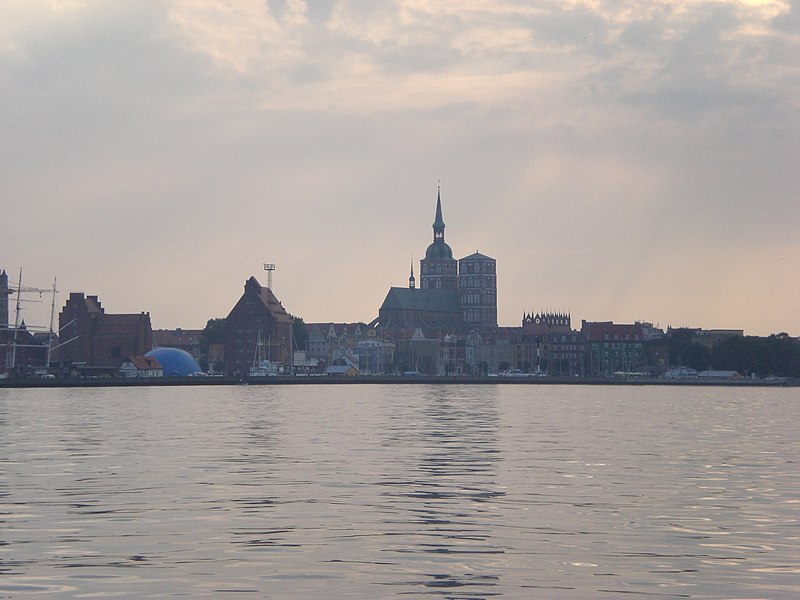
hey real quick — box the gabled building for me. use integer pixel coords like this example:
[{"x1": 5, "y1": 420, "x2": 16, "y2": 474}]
[
  {"x1": 58, "y1": 293, "x2": 152, "y2": 370},
  {"x1": 119, "y1": 355, "x2": 163, "y2": 378},
  {"x1": 305, "y1": 322, "x2": 369, "y2": 366},
  {"x1": 223, "y1": 276, "x2": 294, "y2": 376}
]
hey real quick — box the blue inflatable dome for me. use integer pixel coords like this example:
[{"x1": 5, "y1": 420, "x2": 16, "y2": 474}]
[{"x1": 145, "y1": 347, "x2": 202, "y2": 377}]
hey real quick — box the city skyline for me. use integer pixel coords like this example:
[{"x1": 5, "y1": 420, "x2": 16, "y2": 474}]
[{"x1": 2, "y1": 1, "x2": 798, "y2": 336}]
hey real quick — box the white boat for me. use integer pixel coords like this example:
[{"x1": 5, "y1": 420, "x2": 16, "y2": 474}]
[{"x1": 249, "y1": 332, "x2": 283, "y2": 376}]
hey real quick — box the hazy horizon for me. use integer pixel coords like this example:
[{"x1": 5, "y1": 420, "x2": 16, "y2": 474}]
[{"x1": 2, "y1": 1, "x2": 798, "y2": 336}]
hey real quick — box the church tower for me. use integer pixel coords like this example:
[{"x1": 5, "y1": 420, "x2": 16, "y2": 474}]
[
  {"x1": 458, "y1": 252, "x2": 497, "y2": 329},
  {"x1": 419, "y1": 188, "x2": 458, "y2": 289}
]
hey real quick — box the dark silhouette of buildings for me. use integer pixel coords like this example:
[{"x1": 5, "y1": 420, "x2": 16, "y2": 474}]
[
  {"x1": 378, "y1": 188, "x2": 497, "y2": 335},
  {"x1": 223, "y1": 276, "x2": 293, "y2": 375},
  {"x1": 1, "y1": 268, "x2": 51, "y2": 375},
  {"x1": 58, "y1": 293, "x2": 152, "y2": 372}
]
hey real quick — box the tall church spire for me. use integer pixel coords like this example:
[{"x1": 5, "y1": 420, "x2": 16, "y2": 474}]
[
  {"x1": 433, "y1": 186, "x2": 445, "y2": 242},
  {"x1": 420, "y1": 186, "x2": 457, "y2": 289},
  {"x1": 409, "y1": 259, "x2": 416, "y2": 289}
]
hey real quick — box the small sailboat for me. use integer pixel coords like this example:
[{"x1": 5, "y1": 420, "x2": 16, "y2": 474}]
[{"x1": 249, "y1": 331, "x2": 283, "y2": 376}]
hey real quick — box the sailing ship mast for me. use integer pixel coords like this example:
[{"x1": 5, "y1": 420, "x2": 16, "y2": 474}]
[{"x1": 5, "y1": 268, "x2": 59, "y2": 372}]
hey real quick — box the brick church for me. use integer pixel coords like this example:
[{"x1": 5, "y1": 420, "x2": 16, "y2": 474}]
[{"x1": 377, "y1": 189, "x2": 497, "y2": 335}]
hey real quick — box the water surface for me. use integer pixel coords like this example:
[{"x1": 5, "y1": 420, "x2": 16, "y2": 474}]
[{"x1": 0, "y1": 385, "x2": 798, "y2": 598}]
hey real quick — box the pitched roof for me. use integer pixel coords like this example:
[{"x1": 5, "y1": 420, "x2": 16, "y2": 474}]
[
  {"x1": 380, "y1": 287, "x2": 460, "y2": 312},
  {"x1": 378, "y1": 287, "x2": 463, "y2": 332},
  {"x1": 305, "y1": 322, "x2": 367, "y2": 337},
  {"x1": 124, "y1": 355, "x2": 162, "y2": 371},
  {"x1": 460, "y1": 251, "x2": 494, "y2": 261},
  {"x1": 234, "y1": 276, "x2": 293, "y2": 324}
]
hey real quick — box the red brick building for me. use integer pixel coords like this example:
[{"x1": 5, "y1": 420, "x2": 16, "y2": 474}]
[
  {"x1": 223, "y1": 276, "x2": 294, "y2": 376},
  {"x1": 58, "y1": 293, "x2": 152, "y2": 371}
]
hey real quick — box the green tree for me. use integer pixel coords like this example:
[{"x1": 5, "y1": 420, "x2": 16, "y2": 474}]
[
  {"x1": 711, "y1": 334, "x2": 800, "y2": 378},
  {"x1": 200, "y1": 318, "x2": 225, "y2": 355},
  {"x1": 292, "y1": 317, "x2": 308, "y2": 351},
  {"x1": 666, "y1": 328, "x2": 710, "y2": 371}
]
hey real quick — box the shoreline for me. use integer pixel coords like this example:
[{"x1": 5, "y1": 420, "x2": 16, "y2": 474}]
[{"x1": 0, "y1": 375, "x2": 795, "y2": 389}]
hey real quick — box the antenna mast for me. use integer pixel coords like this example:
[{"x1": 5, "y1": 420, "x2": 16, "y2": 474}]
[{"x1": 263, "y1": 263, "x2": 276, "y2": 290}]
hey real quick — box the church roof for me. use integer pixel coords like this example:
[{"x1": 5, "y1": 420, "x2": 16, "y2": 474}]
[
  {"x1": 380, "y1": 287, "x2": 460, "y2": 312},
  {"x1": 424, "y1": 187, "x2": 455, "y2": 261},
  {"x1": 424, "y1": 240, "x2": 454, "y2": 260},
  {"x1": 378, "y1": 287, "x2": 463, "y2": 332},
  {"x1": 460, "y1": 251, "x2": 494, "y2": 261},
  {"x1": 433, "y1": 188, "x2": 445, "y2": 233}
]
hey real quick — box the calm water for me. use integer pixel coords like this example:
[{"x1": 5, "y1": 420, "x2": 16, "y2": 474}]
[{"x1": 0, "y1": 384, "x2": 798, "y2": 599}]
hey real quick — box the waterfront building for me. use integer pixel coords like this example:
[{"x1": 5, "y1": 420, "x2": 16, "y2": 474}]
[
  {"x1": 374, "y1": 188, "x2": 500, "y2": 373},
  {"x1": 581, "y1": 320, "x2": 646, "y2": 376},
  {"x1": 223, "y1": 276, "x2": 293, "y2": 376},
  {"x1": 58, "y1": 293, "x2": 152, "y2": 373},
  {"x1": 459, "y1": 252, "x2": 497, "y2": 329},
  {"x1": 119, "y1": 355, "x2": 163, "y2": 378},
  {"x1": 305, "y1": 322, "x2": 369, "y2": 367},
  {"x1": 512, "y1": 311, "x2": 585, "y2": 377},
  {"x1": 379, "y1": 188, "x2": 498, "y2": 334},
  {"x1": 510, "y1": 312, "x2": 583, "y2": 375}
]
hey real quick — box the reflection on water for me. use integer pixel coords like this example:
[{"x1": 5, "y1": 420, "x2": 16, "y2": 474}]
[
  {"x1": 0, "y1": 385, "x2": 798, "y2": 598},
  {"x1": 376, "y1": 386, "x2": 504, "y2": 597}
]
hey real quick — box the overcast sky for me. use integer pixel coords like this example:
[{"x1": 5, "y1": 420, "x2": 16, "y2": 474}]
[{"x1": 2, "y1": 0, "x2": 798, "y2": 335}]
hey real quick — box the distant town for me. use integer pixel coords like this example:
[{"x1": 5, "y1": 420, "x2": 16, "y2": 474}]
[{"x1": 2, "y1": 191, "x2": 799, "y2": 383}]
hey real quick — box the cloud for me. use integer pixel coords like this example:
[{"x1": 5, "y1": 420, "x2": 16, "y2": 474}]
[{"x1": 0, "y1": 0, "x2": 798, "y2": 334}]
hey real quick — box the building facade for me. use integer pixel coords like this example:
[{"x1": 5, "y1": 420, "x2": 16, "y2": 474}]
[
  {"x1": 58, "y1": 293, "x2": 152, "y2": 371},
  {"x1": 459, "y1": 252, "x2": 497, "y2": 329},
  {"x1": 223, "y1": 276, "x2": 294, "y2": 376},
  {"x1": 378, "y1": 189, "x2": 498, "y2": 338},
  {"x1": 581, "y1": 320, "x2": 646, "y2": 376}
]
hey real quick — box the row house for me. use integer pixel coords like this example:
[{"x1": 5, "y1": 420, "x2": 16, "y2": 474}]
[
  {"x1": 581, "y1": 320, "x2": 646, "y2": 376},
  {"x1": 305, "y1": 322, "x2": 373, "y2": 368},
  {"x1": 510, "y1": 312, "x2": 584, "y2": 375}
]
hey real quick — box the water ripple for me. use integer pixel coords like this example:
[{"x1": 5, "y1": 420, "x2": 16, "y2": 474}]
[{"x1": 0, "y1": 385, "x2": 798, "y2": 597}]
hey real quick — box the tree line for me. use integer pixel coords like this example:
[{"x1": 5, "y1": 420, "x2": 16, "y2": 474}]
[{"x1": 650, "y1": 329, "x2": 800, "y2": 378}]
